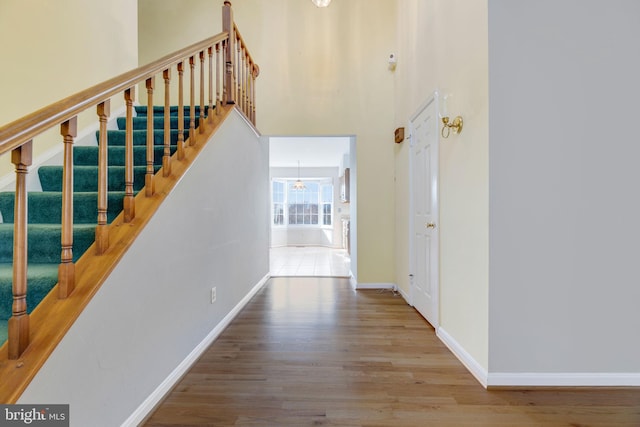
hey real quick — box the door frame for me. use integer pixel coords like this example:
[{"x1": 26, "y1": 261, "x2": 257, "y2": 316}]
[{"x1": 408, "y1": 93, "x2": 440, "y2": 328}]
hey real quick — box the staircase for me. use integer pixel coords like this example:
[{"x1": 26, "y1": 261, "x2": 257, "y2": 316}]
[{"x1": 0, "y1": 106, "x2": 201, "y2": 344}]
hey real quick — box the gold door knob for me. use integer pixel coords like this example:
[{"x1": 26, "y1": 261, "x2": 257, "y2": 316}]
[{"x1": 426, "y1": 222, "x2": 436, "y2": 229}]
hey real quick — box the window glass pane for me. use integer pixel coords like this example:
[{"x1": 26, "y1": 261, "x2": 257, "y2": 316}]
[
  {"x1": 322, "y1": 185, "x2": 332, "y2": 202},
  {"x1": 273, "y1": 203, "x2": 284, "y2": 225},
  {"x1": 323, "y1": 204, "x2": 332, "y2": 226},
  {"x1": 272, "y1": 181, "x2": 284, "y2": 203}
]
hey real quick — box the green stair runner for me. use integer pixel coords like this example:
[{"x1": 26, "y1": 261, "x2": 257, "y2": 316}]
[{"x1": 0, "y1": 106, "x2": 202, "y2": 344}]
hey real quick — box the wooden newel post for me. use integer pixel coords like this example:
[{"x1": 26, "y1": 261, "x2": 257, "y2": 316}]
[
  {"x1": 8, "y1": 141, "x2": 32, "y2": 359},
  {"x1": 59, "y1": 117, "x2": 77, "y2": 299},
  {"x1": 223, "y1": 1, "x2": 236, "y2": 105}
]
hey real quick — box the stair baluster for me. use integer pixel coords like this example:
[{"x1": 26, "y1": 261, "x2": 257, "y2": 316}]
[
  {"x1": 252, "y1": 62, "x2": 256, "y2": 121},
  {"x1": 163, "y1": 69, "x2": 172, "y2": 176},
  {"x1": 208, "y1": 46, "x2": 215, "y2": 124},
  {"x1": 216, "y1": 43, "x2": 222, "y2": 116},
  {"x1": 236, "y1": 35, "x2": 242, "y2": 109},
  {"x1": 177, "y1": 62, "x2": 185, "y2": 161},
  {"x1": 124, "y1": 88, "x2": 136, "y2": 222},
  {"x1": 58, "y1": 118, "x2": 77, "y2": 299},
  {"x1": 199, "y1": 50, "x2": 206, "y2": 134},
  {"x1": 96, "y1": 101, "x2": 110, "y2": 254},
  {"x1": 145, "y1": 78, "x2": 156, "y2": 196},
  {"x1": 189, "y1": 56, "x2": 196, "y2": 145},
  {"x1": 7, "y1": 141, "x2": 32, "y2": 359},
  {"x1": 242, "y1": 44, "x2": 248, "y2": 115}
]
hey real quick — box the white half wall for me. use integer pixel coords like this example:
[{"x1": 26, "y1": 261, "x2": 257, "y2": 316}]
[
  {"x1": 488, "y1": 0, "x2": 640, "y2": 375},
  {"x1": 18, "y1": 110, "x2": 270, "y2": 426}
]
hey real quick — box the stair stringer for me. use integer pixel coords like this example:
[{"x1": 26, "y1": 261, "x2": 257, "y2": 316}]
[{"x1": 3, "y1": 107, "x2": 270, "y2": 426}]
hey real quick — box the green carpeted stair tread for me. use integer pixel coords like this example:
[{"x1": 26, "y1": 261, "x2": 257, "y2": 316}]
[
  {"x1": 74, "y1": 145, "x2": 178, "y2": 167},
  {"x1": 0, "y1": 263, "x2": 60, "y2": 324},
  {"x1": 94, "y1": 129, "x2": 189, "y2": 147},
  {"x1": 38, "y1": 165, "x2": 159, "y2": 192},
  {"x1": 0, "y1": 191, "x2": 125, "y2": 224},
  {"x1": 0, "y1": 223, "x2": 96, "y2": 264},
  {"x1": 116, "y1": 116, "x2": 200, "y2": 131},
  {"x1": 134, "y1": 105, "x2": 210, "y2": 116}
]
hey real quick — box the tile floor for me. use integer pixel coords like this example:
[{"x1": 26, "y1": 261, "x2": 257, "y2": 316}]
[{"x1": 270, "y1": 246, "x2": 351, "y2": 277}]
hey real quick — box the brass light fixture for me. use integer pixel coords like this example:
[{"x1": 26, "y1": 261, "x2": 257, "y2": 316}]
[
  {"x1": 441, "y1": 115, "x2": 463, "y2": 138},
  {"x1": 292, "y1": 161, "x2": 306, "y2": 190},
  {"x1": 311, "y1": 0, "x2": 332, "y2": 7}
]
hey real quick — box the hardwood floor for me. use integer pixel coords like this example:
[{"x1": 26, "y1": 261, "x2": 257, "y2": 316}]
[{"x1": 144, "y1": 277, "x2": 640, "y2": 426}]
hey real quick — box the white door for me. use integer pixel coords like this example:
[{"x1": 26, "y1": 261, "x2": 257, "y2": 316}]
[{"x1": 409, "y1": 98, "x2": 439, "y2": 328}]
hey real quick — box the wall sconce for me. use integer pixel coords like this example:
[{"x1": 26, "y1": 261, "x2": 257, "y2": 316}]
[
  {"x1": 439, "y1": 93, "x2": 463, "y2": 139},
  {"x1": 441, "y1": 115, "x2": 463, "y2": 138}
]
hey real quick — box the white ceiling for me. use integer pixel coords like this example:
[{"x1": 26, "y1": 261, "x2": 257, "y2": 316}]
[{"x1": 269, "y1": 136, "x2": 350, "y2": 168}]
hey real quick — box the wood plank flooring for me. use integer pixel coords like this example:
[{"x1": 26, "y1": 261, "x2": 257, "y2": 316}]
[{"x1": 144, "y1": 277, "x2": 640, "y2": 426}]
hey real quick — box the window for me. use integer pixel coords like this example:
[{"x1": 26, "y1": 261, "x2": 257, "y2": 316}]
[
  {"x1": 272, "y1": 181, "x2": 284, "y2": 225},
  {"x1": 321, "y1": 184, "x2": 332, "y2": 226},
  {"x1": 272, "y1": 179, "x2": 333, "y2": 227}
]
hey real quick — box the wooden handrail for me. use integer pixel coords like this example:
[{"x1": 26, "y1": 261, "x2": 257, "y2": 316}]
[{"x1": 0, "y1": 32, "x2": 228, "y2": 156}]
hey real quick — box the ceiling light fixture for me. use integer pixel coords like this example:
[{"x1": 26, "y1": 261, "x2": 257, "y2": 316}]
[
  {"x1": 292, "y1": 161, "x2": 306, "y2": 190},
  {"x1": 311, "y1": 0, "x2": 331, "y2": 7}
]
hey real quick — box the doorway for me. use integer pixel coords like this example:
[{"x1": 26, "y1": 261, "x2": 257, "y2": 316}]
[{"x1": 268, "y1": 136, "x2": 355, "y2": 278}]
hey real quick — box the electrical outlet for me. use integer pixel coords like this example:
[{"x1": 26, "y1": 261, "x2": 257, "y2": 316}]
[{"x1": 211, "y1": 287, "x2": 217, "y2": 304}]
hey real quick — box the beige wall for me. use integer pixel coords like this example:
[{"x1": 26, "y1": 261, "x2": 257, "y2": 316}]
[
  {"x1": 0, "y1": 0, "x2": 138, "y2": 176},
  {"x1": 242, "y1": 0, "x2": 397, "y2": 284},
  {"x1": 138, "y1": 0, "x2": 222, "y2": 66},
  {"x1": 393, "y1": 0, "x2": 489, "y2": 370},
  {"x1": 139, "y1": 0, "x2": 398, "y2": 283}
]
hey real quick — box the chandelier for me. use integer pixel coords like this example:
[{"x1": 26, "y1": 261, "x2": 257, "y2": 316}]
[
  {"x1": 292, "y1": 161, "x2": 306, "y2": 190},
  {"x1": 311, "y1": 0, "x2": 331, "y2": 7}
]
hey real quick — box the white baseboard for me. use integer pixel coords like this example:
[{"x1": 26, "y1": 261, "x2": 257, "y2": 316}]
[
  {"x1": 354, "y1": 282, "x2": 396, "y2": 290},
  {"x1": 122, "y1": 273, "x2": 270, "y2": 427},
  {"x1": 397, "y1": 286, "x2": 410, "y2": 303},
  {"x1": 487, "y1": 372, "x2": 640, "y2": 387},
  {"x1": 437, "y1": 328, "x2": 640, "y2": 388},
  {"x1": 436, "y1": 327, "x2": 488, "y2": 388}
]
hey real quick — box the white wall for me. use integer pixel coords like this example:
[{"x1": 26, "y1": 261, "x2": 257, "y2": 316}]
[
  {"x1": 18, "y1": 110, "x2": 270, "y2": 425},
  {"x1": 394, "y1": 0, "x2": 489, "y2": 371},
  {"x1": 488, "y1": 0, "x2": 640, "y2": 377}
]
